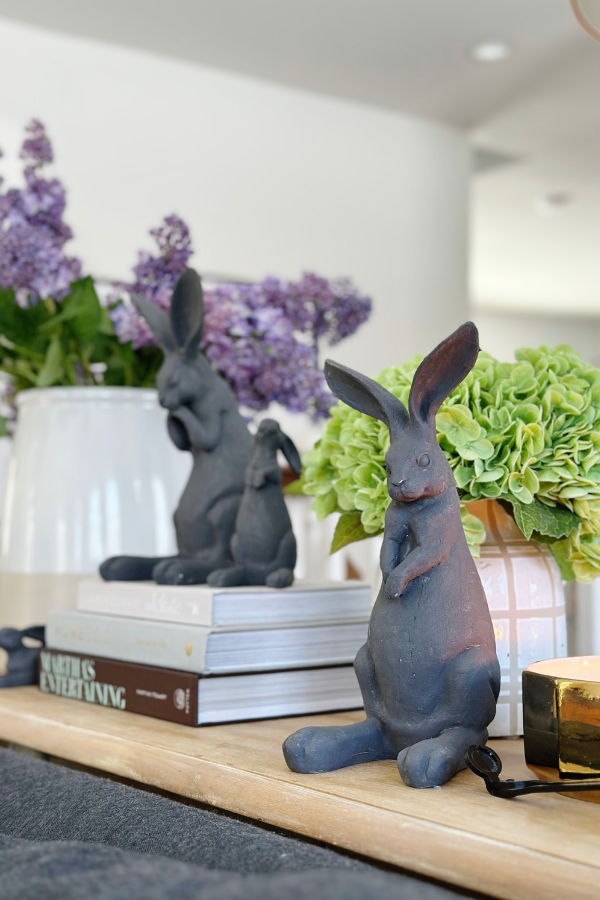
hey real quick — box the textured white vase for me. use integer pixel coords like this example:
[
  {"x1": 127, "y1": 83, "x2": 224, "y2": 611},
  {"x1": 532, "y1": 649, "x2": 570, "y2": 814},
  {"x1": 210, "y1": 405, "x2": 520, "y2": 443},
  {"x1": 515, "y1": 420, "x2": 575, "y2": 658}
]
[
  {"x1": 469, "y1": 500, "x2": 568, "y2": 739},
  {"x1": 0, "y1": 387, "x2": 191, "y2": 627}
]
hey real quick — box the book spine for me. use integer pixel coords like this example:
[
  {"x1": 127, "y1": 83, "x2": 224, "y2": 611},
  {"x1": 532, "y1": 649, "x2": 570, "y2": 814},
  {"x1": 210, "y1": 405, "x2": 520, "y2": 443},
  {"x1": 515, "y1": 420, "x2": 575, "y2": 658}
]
[
  {"x1": 38, "y1": 649, "x2": 198, "y2": 725},
  {"x1": 47, "y1": 610, "x2": 210, "y2": 673}
]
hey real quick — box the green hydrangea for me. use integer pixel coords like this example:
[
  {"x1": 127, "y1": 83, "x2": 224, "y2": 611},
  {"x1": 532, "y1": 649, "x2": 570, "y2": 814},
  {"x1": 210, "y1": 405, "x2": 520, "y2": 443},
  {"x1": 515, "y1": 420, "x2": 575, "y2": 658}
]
[{"x1": 300, "y1": 345, "x2": 600, "y2": 582}]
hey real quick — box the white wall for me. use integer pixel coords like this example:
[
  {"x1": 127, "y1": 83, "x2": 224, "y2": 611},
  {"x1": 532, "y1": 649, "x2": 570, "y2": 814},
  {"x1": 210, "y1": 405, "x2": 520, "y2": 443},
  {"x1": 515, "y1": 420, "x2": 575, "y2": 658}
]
[
  {"x1": 0, "y1": 17, "x2": 469, "y2": 388},
  {"x1": 474, "y1": 310, "x2": 600, "y2": 366}
]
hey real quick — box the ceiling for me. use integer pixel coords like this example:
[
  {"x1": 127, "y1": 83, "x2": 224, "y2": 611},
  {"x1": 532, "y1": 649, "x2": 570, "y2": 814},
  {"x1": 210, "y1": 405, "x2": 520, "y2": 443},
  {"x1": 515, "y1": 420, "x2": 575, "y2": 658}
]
[
  {"x1": 0, "y1": 0, "x2": 583, "y2": 127},
  {"x1": 0, "y1": 0, "x2": 599, "y2": 315}
]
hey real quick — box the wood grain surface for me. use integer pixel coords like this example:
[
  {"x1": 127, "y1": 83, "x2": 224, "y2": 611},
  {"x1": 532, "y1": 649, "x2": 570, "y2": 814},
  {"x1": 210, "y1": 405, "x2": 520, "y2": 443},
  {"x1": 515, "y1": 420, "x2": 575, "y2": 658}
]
[{"x1": 0, "y1": 687, "x2": 599, "y2": 900}]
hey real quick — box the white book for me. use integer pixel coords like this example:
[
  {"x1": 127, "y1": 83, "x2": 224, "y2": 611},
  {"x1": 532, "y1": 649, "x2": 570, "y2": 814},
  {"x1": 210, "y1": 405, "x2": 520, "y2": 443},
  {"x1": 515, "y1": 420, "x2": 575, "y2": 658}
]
[
  {"x1": 47, "y1": 609, "x2": 369, "y2": 675},
  {"x1": 77, "y1": 576, "x2": 372, "y2": 627}
]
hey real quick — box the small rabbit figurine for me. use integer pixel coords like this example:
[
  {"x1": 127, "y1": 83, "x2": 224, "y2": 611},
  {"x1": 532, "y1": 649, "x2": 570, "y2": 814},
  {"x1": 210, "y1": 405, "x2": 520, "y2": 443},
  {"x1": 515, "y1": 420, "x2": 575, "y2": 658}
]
[
  {"x1": 0, "y1": 626, "x2": 45, "y2": 687},
  {"x1": 100, "y1": 269, "x2": 252, "y2": 585},
  {"x1": 208, "y1": 419, "x2": 302, "y2": 588},
  {"x1": 283, "y1": 322, "x2": 500, "y2": 788}
]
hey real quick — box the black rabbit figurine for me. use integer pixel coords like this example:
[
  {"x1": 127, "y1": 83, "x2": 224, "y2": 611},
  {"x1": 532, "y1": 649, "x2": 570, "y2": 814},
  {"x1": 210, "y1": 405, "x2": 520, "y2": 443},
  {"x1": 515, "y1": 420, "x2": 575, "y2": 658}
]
[
  {"x1": 283, "y1": 322, "x2": 500, "y2": 788},
  {"x1": 0, "y1": 626, "x2": 45, "y2": 687},
  {"x1": 100, "y1": 269, "x2": 252, "y2": 585},
  {"x1": 208, "y1": 419, "x2": 302, "y2": 588}
]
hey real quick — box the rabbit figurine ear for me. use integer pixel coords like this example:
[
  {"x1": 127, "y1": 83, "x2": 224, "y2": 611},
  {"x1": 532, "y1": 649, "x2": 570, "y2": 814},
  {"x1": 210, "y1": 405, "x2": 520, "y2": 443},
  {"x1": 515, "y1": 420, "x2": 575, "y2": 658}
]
[
  {"x1": 408, "y1": 322, "x2": 479, "y2": 428},
  {"x1": 279, "y1": 432, "x2": 302, "y2": 476},
  {"x1": 132, "y1": 294, "x2": 177, "y2": 352},
  {"x1": 324, "y1": 360, "x2": 409, "y2": 433},
  {"x1": 170, "y1": 269, "x2": 204, "y2": 356}
]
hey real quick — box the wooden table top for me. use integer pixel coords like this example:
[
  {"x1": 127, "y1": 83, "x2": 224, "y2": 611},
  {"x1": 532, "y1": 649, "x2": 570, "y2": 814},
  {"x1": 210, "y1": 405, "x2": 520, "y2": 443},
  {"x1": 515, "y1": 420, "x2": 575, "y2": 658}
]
[{"x1": 0, "y1": 687, "x2": 599, "y2": 900}]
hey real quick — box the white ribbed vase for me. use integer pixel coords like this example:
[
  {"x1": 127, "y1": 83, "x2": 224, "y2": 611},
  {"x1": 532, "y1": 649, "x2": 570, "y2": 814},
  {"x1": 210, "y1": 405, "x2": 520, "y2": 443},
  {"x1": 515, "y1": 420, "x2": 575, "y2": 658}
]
[
  {"x1": 0, "y1": 387, "x2": 191, "y2": 627},
  {"x1": 469, "y1": 499, "x2": 568, "y2": 738}
]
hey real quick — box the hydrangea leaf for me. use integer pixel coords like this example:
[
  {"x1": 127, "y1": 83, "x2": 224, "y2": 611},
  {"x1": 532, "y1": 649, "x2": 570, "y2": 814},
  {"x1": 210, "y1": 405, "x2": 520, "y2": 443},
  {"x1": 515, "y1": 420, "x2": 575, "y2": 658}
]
[
  {"x1": 509, "y1": 496, "x2": 580, "y2": 541},
  {"x1": 330, "y1": 511, "x2": 378, "y2": 554},
  {"x1": 283, "y1": 477, "x2": 305, "y2": 495},
  {"x1": 549, "y1": 539, "x2": 576, "y2": 582}
]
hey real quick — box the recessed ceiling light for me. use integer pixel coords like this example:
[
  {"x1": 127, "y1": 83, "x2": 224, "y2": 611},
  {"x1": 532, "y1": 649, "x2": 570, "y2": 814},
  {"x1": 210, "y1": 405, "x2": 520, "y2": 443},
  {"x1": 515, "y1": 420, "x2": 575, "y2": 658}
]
[{"x1": 470, "y1": 41, "x2": 512, "y2": 63}]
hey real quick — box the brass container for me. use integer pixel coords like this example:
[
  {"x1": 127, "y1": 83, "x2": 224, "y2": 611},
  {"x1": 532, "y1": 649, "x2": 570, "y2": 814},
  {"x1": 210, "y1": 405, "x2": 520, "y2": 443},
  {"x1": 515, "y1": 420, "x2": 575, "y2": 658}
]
[{"x1": 523, "y1": 657, "x2": 600, "y2": 778}]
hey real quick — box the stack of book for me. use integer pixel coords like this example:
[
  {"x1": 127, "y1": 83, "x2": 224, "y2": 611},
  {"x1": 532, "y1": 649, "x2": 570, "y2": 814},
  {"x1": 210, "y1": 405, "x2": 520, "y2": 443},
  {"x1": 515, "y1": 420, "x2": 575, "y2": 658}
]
[{"x1": 41, "y1": 578, "x2": 371, "y2": 726}]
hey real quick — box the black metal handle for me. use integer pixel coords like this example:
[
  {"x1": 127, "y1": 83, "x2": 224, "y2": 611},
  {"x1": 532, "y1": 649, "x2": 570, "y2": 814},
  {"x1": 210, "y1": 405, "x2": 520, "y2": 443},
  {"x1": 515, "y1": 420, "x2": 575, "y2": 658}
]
[{"x1": 466, "y1": 745, "x2": 600, "y2": 799}]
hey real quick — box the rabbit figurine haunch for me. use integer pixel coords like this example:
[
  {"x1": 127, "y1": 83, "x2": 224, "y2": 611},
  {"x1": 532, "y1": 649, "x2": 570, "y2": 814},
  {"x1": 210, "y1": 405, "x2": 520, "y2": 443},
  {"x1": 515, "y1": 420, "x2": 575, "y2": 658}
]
[
  {"x1": 208, "y1": 419, "x2": 302, "y2": 588},
  {"x1": 283, "y1": 322, "x2": 500, "y2": 788},
  {"x1": 100, "y1": 269, "x2": 252, "y2": 585}
]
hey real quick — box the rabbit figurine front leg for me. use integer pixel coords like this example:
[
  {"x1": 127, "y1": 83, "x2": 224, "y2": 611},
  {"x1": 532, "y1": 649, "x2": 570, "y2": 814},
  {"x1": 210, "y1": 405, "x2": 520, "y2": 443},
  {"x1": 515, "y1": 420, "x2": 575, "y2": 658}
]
[
  {"x1": 383, "y1": 498, "x2": 451, "y2": 600},
  {"x1": 283, "y1": 323, "x2": 500, "y2": 788}
]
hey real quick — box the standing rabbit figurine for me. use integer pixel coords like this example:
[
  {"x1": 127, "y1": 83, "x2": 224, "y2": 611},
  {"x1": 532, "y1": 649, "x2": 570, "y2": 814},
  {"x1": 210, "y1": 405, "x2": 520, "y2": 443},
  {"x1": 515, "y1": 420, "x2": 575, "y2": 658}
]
[
  {"x1": 100, "y1": 269, "x2": 252, "y2": 585},
  {"x1": 208, "y1": 419, "x2": 302, "y2": 588},
  {"x1": 283, "y1": 323, "x2": 500, "y2": 788}
]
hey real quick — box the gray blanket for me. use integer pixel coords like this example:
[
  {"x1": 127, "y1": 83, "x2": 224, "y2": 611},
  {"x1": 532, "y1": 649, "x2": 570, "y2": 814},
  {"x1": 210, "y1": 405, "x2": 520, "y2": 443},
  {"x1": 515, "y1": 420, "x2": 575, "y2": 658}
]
[{"x1": 0, "y1": 747, "x2": 472, "y2": 899}]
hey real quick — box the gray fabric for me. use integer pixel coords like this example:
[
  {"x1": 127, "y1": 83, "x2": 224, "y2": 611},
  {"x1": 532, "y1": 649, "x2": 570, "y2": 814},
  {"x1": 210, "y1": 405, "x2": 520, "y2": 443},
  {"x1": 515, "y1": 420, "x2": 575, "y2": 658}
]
[
  {"x1": 0, "y1": 834, "x2": 458, "y2": 900},
  {"x1": 0, "y1": 747, "x2": 470, "y2": 899}
]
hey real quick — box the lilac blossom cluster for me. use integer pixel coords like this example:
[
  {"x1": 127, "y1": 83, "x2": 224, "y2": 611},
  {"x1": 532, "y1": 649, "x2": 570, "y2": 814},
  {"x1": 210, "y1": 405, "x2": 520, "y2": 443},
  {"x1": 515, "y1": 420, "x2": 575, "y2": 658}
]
[
  {"x1": 109, "y1": 215, "x2": 192, "y2": 346},
  {"x1": 201, "y1": 282, "x2": 333, "y2": 418},
  {"x1": 110, "y1": 219, "x2": 372, "y2": 419},
  {"x1": 0, "y1": 119, "x2": 81, "y2": 306}
]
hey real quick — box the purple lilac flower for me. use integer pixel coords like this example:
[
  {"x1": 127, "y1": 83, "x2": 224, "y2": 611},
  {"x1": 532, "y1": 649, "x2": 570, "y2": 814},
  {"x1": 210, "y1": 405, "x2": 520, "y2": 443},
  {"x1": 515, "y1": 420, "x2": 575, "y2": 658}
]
[
  {"x1": 109, "y1": 215, "x2": 192, "y2": 347},
  {"x1": 110, "y1": 218, "x2": 372, "y2": 419},
  {"x1": 264, "y1": 272, "x2": 372, "y2": 346},
  {"x1": 0, "y1": 119, "x2": 81, "y2": 304},
  {"x1": 20, "y1": 119, "x2": 54, "y2": 169}
]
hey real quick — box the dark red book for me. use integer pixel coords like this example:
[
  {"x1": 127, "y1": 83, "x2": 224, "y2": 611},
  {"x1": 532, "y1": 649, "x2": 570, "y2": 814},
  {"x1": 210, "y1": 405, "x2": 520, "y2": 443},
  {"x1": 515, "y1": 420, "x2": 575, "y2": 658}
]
[
  {"x1": 39, "y1": 648, "x2": 198, "y2": 724},
  {"x1": 38, "y1": 648, "x2": 361, "y2": 726}
]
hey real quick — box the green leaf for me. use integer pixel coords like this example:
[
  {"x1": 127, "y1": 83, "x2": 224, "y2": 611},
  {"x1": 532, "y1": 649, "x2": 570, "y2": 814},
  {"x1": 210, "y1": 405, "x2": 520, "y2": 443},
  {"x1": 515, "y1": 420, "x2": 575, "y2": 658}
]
[
  {"x1": 41, "y1": 277, "x2": 102, "y2": 342},
  {"x1": 284, "y1": 477, "x2": 305, "y2": 495},
  {"x1": 509, "y1": 496, "x2": 580, "y2": 541},
  {"x1": 549, "y1": 538, "x2": 576, "y2": 581},
  {"x1": 99, "y1": 308, "x2": 115, "y2": 336},
  {"x1": 330, "y1": 510, "x2": 377, "y2": 554},
  {"x1": 37, "y1": 337, "x2": 64, "y2": 387},
  {"x1": 0, "y1": 285, "x2": 52, "y2": 347}
]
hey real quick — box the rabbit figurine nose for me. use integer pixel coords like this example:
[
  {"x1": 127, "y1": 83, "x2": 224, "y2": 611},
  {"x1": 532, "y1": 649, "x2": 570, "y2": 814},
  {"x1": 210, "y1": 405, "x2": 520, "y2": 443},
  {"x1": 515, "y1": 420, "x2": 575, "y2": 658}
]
[{"x1": 392, "y1": 479, "x2": 405, "y2": 486}]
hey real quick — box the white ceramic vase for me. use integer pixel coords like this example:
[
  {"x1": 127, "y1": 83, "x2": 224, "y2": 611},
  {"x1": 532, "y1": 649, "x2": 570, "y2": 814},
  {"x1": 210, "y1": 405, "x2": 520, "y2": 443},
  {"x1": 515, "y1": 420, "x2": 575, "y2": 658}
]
[
  {"x1": 0, "y1": 387, "x2": 191, "y2": 627},
  {"x1": 469, "y1": 500, "x2": 568, "y2": 738}
]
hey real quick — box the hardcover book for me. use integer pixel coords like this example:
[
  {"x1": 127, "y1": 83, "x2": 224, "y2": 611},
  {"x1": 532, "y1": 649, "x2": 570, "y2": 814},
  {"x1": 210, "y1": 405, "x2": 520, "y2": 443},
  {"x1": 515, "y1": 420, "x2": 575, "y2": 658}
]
[
  {"x1": 46, "y1": 609, "x2": 369, "y2": 674},
  {"x1": 38, "y1": 649, "x2": 363, "y2": 725},
  {"x1": 76, "y1": 577, "x2": 372, "y2": 627}
]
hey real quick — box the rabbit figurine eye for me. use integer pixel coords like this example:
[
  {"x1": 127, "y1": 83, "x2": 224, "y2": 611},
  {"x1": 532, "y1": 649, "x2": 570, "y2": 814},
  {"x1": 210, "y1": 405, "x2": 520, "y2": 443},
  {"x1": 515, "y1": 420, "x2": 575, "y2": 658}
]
[{"x1": 418, "y1": 453, "x2": 430, "y2": 467}]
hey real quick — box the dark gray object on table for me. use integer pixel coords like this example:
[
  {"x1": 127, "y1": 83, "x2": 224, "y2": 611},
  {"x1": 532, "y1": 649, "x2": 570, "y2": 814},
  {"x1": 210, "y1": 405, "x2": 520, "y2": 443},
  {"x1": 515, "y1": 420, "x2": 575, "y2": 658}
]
[
  {"x1": 0, "y1": 626, "x2": 45, "y2": 688},
  {"x1": 208, "y1": 418, "x2": 302, "y2": 588},
  {"x1": 0, "y1": 748, "x2": 474, "y2": 899},
  {"x1": 284, "y1": 322, "x2": 500, "y2": 788},
  {"x1": 99, "y1": 269, "x2": 252, "y2": 585}
]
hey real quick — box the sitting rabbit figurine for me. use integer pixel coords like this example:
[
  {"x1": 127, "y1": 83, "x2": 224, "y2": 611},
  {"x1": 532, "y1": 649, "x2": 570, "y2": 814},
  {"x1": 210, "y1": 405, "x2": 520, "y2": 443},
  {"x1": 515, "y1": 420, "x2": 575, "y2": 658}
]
[
  {"x1": 283, "y1": 322, "x2": 500, "y2": 788},
  {"x1": 0, "y1": 626, "x2": 45, "y2": 687},
  {"x1": 208, "y1": 419, "x2": 302, "y2": 588},
  {"x1": 100, "y1": 269, "x2": 252, "y2": 585}
]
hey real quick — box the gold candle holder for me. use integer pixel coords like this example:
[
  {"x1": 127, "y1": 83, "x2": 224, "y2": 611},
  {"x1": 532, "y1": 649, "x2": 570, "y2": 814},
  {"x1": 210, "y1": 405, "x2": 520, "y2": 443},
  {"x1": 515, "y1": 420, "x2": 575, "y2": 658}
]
[{"x1": 524, "y1": 657, "x2": 600, "y2": 778}]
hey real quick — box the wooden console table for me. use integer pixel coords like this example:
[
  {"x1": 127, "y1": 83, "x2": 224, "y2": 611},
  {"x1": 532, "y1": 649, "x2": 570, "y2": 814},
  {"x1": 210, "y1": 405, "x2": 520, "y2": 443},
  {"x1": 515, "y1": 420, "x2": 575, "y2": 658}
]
[{"x1": 0, "y1": 687, "x2": 599, "y2": 900}]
